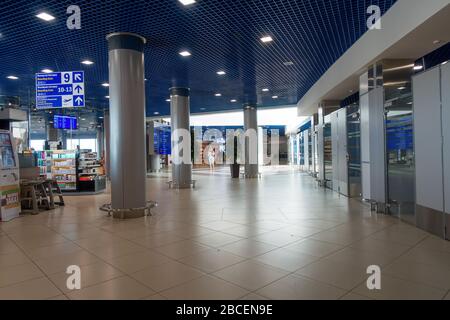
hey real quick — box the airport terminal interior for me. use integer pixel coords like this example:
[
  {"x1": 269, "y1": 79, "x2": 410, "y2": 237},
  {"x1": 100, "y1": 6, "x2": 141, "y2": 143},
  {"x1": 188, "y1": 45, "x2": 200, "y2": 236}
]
[{"x1": 1, "y1": 0, "x2": 450, "y2": 301}]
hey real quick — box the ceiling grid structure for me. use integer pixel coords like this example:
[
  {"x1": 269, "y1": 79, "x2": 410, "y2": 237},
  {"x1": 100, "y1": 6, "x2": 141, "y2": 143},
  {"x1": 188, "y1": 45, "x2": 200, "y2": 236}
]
[{"x1": 0, "y1": 0, "x2": 397, "y2": 116}]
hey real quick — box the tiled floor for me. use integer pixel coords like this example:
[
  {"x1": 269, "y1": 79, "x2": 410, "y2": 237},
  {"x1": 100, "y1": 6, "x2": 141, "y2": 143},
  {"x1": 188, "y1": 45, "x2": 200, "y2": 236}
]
[{"x1": 1, "y1": 168, "x2": 450, "y2": 300}]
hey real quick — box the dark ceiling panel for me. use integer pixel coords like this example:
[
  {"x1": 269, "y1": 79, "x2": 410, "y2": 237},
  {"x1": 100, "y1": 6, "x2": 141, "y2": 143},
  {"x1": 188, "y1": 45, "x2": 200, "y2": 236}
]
[{"x1": 0, "y1": 0, "x2": 397, "y2": 116}]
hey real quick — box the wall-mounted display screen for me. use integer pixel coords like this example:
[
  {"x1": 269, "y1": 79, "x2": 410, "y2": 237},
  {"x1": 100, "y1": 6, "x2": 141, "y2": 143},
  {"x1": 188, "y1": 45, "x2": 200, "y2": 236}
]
[
  {"x1": 54, "y1": 115, "x2": 77, "y2": 130},
  {"x1": 154, "y1": 126, "x2": 171, "y2": 155}
]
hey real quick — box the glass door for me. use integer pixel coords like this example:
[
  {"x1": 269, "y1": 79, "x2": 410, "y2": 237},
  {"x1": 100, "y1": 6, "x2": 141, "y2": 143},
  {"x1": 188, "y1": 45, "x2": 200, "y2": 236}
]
[{"x1": 385, "y1": 88, "x2": 415, "y2": 224}]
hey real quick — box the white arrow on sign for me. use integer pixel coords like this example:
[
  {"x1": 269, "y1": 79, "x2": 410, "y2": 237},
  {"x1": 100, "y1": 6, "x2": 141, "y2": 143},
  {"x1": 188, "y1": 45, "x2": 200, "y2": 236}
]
[
  {"x1": 74, "y1": 73, "x2": 82, "y2": 81},
  {"x1": 75, "y1": 96, "x2": 84, "y2": 105}
]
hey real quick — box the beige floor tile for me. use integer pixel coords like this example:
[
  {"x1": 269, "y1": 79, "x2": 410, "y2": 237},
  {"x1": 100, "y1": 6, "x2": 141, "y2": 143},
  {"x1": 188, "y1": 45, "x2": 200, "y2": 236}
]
[
  {"x1": 325, "y1": 247, "x2": 396, "y2": 267},
  {"x1": 143, "y1": 293, "x2": 167, "y2": 300},
  {"x1": 295, "y1": 258, "x2": 368, "y2": 290},
  {"x1": 0, "y1": 251, "x2": 31, "y2": 268},
  {"x1": 193, "y1": 232, "x2": 243, "y2": 248},
  {"x1": 131, "y1": 260, "x2": 204, "y2": 292},
  {"x1": 352, "y1": 274, "x2": 447, "y2": 300},
  {"x1": 86, "y1": 241, "x2": 146, "y2": 260},
  {"x1": 256, "y1": 275, "x2": 346, "y2": 300},
  {"x1": 0, "y1": 236, "x2": 21, "y2": 254},
  {"x1": 154, "y1": 240, "x2": 210, "y2": 259},
  {"x1": 12, "y1": 234, "x2": 69, "y2": 250},
  {"x1": 61, "y1": 228, "x2": 113, "y2": 241},
  {"x1": 68, "y1": 276, "x2": 154, "y2": 300},
  {"x1": 251, "y1": 231, "x2": 303, "y2": 247},
  {"x1": 384, "y1": 258, "x2": 450, "y2": 290},
  {"x1": 400, "y1": 248, "x2": 450, "y2": 269},
  {"x1": 254, "y1": 248, "x2": 318, "y2": 272},
  {"x1": 213, "y1": 260, "x2": 288, "y2": 291},
  {"x1": 179, "y1": 248, "x2": 245, "y2": 273},
  {"x1": 310, "y1": 230, "x2": 365, "y2": 246},
  {"x1": 48, "y1": 261, "x2": 123, "y2": 293},
  {"x1": 222, "y1": 225, "x2": 270, "y2": 238},
  {"x1": 200, "y1": 221, "x2": 243, "y2": 231},
  {"x1": 349, "y1": 237, "x2": 412, "y2": 259},
  {"x1": 25, "y1": 242, "x2": 83, "y2": 260},
  {"x1": 368, "y1": 226, "x2": 429, "y2": 246},
  {"x1": 170, "y1": 226, "x2": 216, "y2": 239},
  {"x1": 160, "y1": 275, "x2": 248, "y2": 300},
  {"x1": 415, "y1": 236, "x2": 450, "y2": 253},
  {"x1": 0, "y1": 277, "x2": 62, "y2": 300},
  {"x1": 285, "y1": 239, "x2": 344, "y2": 258},
  {"x1": 49, "y1": 295, "x2": 69, "y2": 300},
  {"x1": 248, "y1": 221, "x2": 289, "y2": 231},
  {"x1": 0, "y1": 262, "x2": 44, "y2": 288},
  {"x1": 340, "y1": 292, "x2": 373, "y2": 300},
  {"x1": 34, "y1": 250, "x2": 101, "y2": 275},
  {"x1": 130, "y1": 232, "x2": 185, "y2": 249},
  {"x1": 240, "y1": 293, "x2": 269, "y2": 300},
  {"x1": 220, "y1": 239, "x2": 277, "y2": 258},
  {"x1": 107, "y1": 250, "x2": 172, "y2": 273},
  {"x1": 277, "y1": 226, "x2": 323, "y2": 237}
]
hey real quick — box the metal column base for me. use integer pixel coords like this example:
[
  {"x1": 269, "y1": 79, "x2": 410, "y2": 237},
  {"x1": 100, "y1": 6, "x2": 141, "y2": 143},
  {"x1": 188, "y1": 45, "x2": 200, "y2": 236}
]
[
  {"x1": 100, "y1": 201, "x2": 157, "y2": 219},
  {"x1": 168, "y1": 180, "x2": 196, "y2": 189},
  {"x1": 242, "y1": 173, "x2": 262, "y2": 179}
]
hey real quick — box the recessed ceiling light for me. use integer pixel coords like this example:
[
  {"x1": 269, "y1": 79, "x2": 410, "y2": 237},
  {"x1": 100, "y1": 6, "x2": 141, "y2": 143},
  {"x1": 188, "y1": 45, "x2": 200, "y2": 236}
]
[
  {"x1": 200, "y1": 108, "x2": 206, "y2": 111},
  {"x1": 81, "y1": 118, "x2": 86, "y2": 121},
  {"x1": 260, "y1": 36, "x2": 273, "y2": 43},
  {"x1": 272, "y1": 96, "x2": 279, "y2": 99},
  {"x1": 407, "y1": 102, "x2": 413, "y2": 105},
  {"x1": 398, "y1": 87, "x2": 406, "y2": 90},
  {"x1": 166, "y1": 99, "x2": 171, "y2": 102},
  {"x1": 215, "y1": 93, "x2": 222, "y2": 97},
  {"x1": 230, "y1": 99, "x2": 237, "y2": 103},
  {"x1": 81, "y1": 60, "x2": 94, "y2": 65},
  {"x1": 154, "y1": 112, "x2": 160, "y2": 115},
  {"x1": 283, "y1": 61, "x2": 294, "y2": 66},
  {"x1": 442, "y1": 61, "x2": 449, "y2": 65},
  {"x1": 36, "y1": 12, "x2": 55, "y2": 22},
  {"x1": 217, "y1": 70, "x2": 226, "y2": 75},
  {"x1": 179, "y1": 51, "x2": 191, "y2": 57},
  {"x1": 7, "y1": 75, "x2": 18, "y2": 80},
  {"x1": 413, "y1": 65, "x2": 423, "y2": 71},
  {"x1": 179, "y1": 0, "x2": 196, "y2": 5},
  {"x1": 102, "y1": 83, "x2": 109, "y2": 87},
  {"x1": 99, "y1": 116, "x2": 104, "y2": 119},
  {"x1": 105, "y1": 96, "x2": 110, "y2": 99},
  {"x1": 41, "y1": 69, "x2": 53, "y2": 73},
  {"x1": 262, "y1": 88, "x2": 269, "y2": 92}
]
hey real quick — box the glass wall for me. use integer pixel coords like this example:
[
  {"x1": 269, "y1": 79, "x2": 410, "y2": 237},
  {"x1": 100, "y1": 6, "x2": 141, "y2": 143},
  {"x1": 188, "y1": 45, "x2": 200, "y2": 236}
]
[
  {"x1": 385, "y1": 82, "x2": 415, "y2": 223},
  {"x1": 67, "y1": 139, "x2": 98, "y2": 153}
]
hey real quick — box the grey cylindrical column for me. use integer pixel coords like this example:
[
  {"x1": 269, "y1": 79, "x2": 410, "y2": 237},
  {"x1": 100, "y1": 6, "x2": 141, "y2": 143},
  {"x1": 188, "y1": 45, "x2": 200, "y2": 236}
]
[
  {"x1": 96, "y1": 127, "x2": 103, "y2": 159},
  {"x1": 170, "y1": 87, "x2": 192, "y2": 188},
  {"x1": 104, "y1": 111, "x2": 110, "y2": 178},
  {"x1": 244, "y1": 104, "x2": 259, "y2": 178},
  {"x1": 107, "y1": 32, "x2": 147, "y2": 218}
]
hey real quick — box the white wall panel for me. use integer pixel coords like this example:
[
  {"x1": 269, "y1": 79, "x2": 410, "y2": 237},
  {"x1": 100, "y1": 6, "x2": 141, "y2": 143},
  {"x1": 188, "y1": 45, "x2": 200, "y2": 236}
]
[
  {"x1": 331, "y1": 112, "x2": 339, "y2": 192},
  {"x1": 369, "y1": 87, "x2": 386, "y2": 203},
  {"x1": 360, "y1": 93, "x2": 371, "y2": 200},
  {"x1": 442, "y1": 62, "x2": 450, "y2": 214},
  {"x1": 304, "y1": 129, "x2": 310, "y2": 172},
  {"x1": 338, "y1": 108, "x2": 349, "y2": 196},
  {"x1": 413, "y1": 67, "x2": 444, "y2": 212}
]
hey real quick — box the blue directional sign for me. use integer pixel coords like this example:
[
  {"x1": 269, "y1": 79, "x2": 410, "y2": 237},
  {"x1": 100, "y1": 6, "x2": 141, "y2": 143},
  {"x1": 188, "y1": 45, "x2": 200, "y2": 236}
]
[{"x1": 36, "y1": 71, "x2": 85, "y2": 109}]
